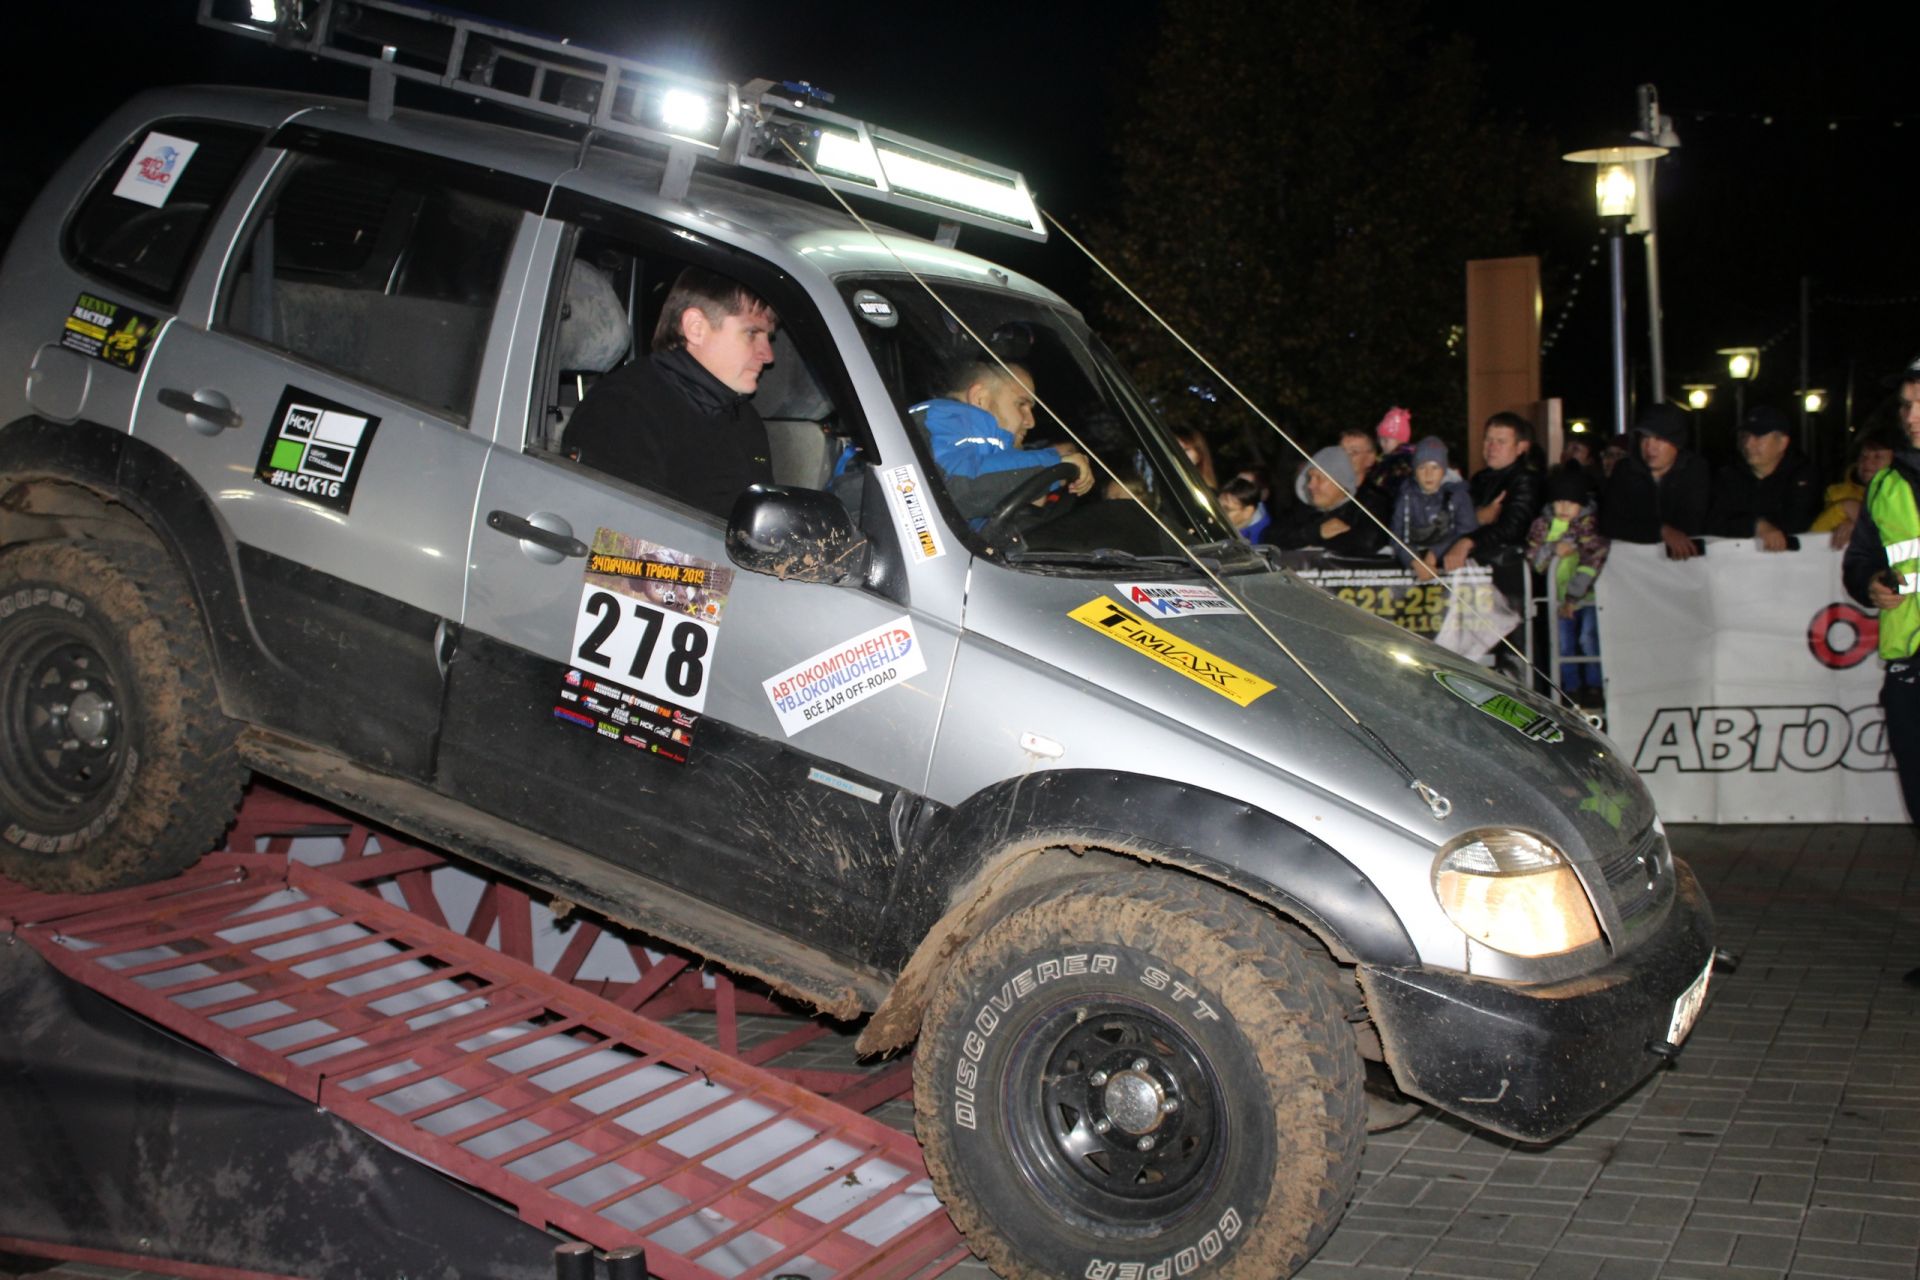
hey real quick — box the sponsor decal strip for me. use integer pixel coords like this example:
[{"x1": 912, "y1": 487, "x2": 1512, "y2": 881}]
[
  {"x1": 554, "y1": 668, "x2": 697, "y2": 765},
  {"x1": 1067, "y1": 597, "x2": 1273, "y2": 706},
  {"x1": 881, "y1": 463, "x2": 945, "y2": 564},
  {"x1": 762, "y1": 616, "x2": 927, "y2": 736}
]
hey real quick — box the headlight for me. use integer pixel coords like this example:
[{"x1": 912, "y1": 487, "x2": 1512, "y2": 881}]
[{"x1": 1433, "y1": 829, "x2": 1602, "y2": 958}]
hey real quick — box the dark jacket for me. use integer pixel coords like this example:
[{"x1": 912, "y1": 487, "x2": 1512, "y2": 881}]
[
  {"x1": 1390, "y1": 477, "x2": 1475, "y2": 568},
  {"x1": 564, "y1": 347, "x2": 773, "y2": 518},
  {"x1": 1271, "y1": 495, "x2": 1388, "y2": 558},
  {"x1": 1465, "y1": 458, "x2": 1542, "y2": 562},
  {"x1": 1599, "y1": 450, "x2": 1711, "y2": 543},
  {"x1": 1707, "y1": 450, "x2": 1823, "y2": 539}
]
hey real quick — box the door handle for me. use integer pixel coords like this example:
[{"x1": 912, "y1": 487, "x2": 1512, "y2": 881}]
[
  {"x1": 486, "y1": 509, "x2": 588, "y2": 559},
  {"x1": 157, "y1": 386, "x2": 244, "y2": 435}
]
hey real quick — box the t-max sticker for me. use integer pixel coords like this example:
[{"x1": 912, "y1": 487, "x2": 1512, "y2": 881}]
[
  {"x1": 1069, "y1": 597, "x2": 1273, "y2": 706},
  {"x1": 554, "y1": 668, "x2": 697, "y2": 764},
  {"x1": 253, "y1": 386, "x2": 381, "y2": 514},
  {"x1": 763, "y1": 616, "x2": 927, "y2": 736},
  {"x1": 572, "y1": 530, "x2": 732, "y2": 714}
]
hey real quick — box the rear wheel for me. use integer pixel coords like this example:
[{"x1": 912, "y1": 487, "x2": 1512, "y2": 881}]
[
  {"x1": 0, "y1": 540, "x2": 244, "y2": 891},
  {"x1": 912, "y1": 869, "x2": 1364, "y2": 1279}
]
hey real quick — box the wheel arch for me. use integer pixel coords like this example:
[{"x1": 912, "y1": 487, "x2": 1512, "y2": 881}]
[
  {"x1": 0, "y1": 416, "x2": 263, "y2": 717},
  {"x1": 857, "y1": 768, "x2": 1417, "y2": 1054}
]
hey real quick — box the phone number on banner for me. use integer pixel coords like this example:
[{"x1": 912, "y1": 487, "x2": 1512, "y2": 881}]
[{"x1": 1289, "y1": 566, "x2": 1497, "y2": 638}]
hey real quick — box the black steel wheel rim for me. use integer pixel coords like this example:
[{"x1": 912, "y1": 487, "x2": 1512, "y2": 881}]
[
  {"x1": 1002, "y1": 996, "x2": 1225, "y2": 1229},
  {"x1": 0, "y1": 619, "x2": 127, "y2": 819}
]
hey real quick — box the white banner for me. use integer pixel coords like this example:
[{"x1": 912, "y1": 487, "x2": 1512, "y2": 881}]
[{"x1": 1596, "y1": 540, "x2": 1903, "y2": 823}]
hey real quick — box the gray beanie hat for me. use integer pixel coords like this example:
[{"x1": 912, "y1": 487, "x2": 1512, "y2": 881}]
[
  {"x1": 1295, "y1": 444, "x2": 1358, "y2": 505},
  {"x1": 1413, "y1": 436, "x2": 1449, "y2": 471}
]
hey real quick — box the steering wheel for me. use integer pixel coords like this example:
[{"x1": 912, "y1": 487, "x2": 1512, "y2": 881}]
[{"x1": 978, "y1": 462, "x2": 1082, "y2": 547}]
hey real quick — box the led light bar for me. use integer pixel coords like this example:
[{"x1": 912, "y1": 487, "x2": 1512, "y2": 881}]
[{"x1": 198, "y1": 0, "x2": 1046, "y2": 242}]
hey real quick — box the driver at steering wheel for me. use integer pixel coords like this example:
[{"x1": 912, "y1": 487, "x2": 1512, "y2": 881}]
[{"x1": 915, "y1": 359, "x2": 1094, "y2": 527}]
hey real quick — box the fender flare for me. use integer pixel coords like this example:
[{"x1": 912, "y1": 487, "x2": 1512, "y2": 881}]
[
  {"x1": 0, "y1": 416, "x2": 272, "y2": 716},
  {"x1": 857, "y1": 768, "x2": 1418, "y2": 1054}
]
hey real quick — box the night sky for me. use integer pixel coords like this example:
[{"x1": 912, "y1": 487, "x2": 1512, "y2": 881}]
[{"x1": 8, "y1": 2, "x2": 1909, "y2": 462}]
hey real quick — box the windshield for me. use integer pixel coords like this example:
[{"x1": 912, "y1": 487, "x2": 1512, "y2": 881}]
[{"x1": 838, "y1": 275, "x2": 1244, "y2": 569}]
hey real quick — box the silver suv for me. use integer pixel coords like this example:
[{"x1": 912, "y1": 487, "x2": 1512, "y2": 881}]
[{"x1": 0, "y1": 6, "x2": 1712, "y2": 1277}]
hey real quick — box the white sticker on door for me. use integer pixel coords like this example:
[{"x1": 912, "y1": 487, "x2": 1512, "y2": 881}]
[
  {"x1": 880, "y1": 463, "x2": 945, "y2": 563},
  {"x1": 762, "y1": 616, "x2": 928, "y2": 736}
]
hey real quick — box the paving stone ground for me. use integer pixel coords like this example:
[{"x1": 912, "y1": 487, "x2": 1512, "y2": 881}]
[{"x1": 7, "y1": 823, "x2": 1918, "y2": 1280}]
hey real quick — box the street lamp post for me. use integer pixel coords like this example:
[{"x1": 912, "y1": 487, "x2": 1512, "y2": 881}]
[
  {"x1": 1719, "y1": 346, "x2": 1760, "y2": 425},
  {"x1": 1564, "y1": 136, "x2": 1670, "y2": 440}
]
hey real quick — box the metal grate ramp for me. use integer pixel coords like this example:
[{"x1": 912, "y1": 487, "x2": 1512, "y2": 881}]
[{"x1": 0, "y1": 787, "x2": 966, "y2": 1280}]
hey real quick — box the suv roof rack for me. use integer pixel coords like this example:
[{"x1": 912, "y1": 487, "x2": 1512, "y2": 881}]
[{"x1": 198, "y1": 0, "x2": 1047, "y2": 242}]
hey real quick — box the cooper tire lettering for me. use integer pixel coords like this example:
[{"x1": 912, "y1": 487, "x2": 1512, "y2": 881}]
[{"x1": 0, "y1": 541, "x2": 245, "y2": 892}]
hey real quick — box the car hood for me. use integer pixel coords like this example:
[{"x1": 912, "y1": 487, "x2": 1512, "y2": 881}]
[{"x1": 973, "y1": 565, "x2": 1653, "y2": 862}]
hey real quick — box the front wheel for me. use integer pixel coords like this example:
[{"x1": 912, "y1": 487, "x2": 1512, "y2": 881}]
[
  {"x1": 912, "y1": 869, "x2": 1365, "y2": 1280},
  {"x1": 0, "y1": 540, "x2": 244, "y2": 891}
]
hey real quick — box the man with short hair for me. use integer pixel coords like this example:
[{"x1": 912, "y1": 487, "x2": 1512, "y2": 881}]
[
  {"x1": 1271, "y1": 446, "x2": 1387, "y2": 557},
  {"x1": 917, "y1": 359, "x2": 1093, "y2": 524},
  {"x1": 1599, "y1": 404, "x2": 1711, "y2": 560},
  {"x1": 1708, "y1": 405, "x2": 1822, "y2": 550},
  {"x1": 1843, "y1": 354, "x2": 1920, "y2": 831},
  {"x1": 1442, "y1": 412, "x2": 1541, "y2": 574},
  {"x1": 565, "y1": 266, "x2": 778, "y2": 518}
]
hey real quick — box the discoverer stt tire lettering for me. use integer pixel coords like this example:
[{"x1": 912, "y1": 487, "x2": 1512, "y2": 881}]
[{"x1": 911, "y1": 869, "x2": 1365, "y2": 1279}]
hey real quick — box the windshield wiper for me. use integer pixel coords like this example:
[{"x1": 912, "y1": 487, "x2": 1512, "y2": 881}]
[{"x1": 1004, "y1": 546, "x2": 1228, "y2": 573}]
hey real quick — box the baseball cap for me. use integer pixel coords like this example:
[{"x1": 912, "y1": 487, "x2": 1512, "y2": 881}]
[
  {"x1": 1740, "y1": 405, "x2": 1791, "y2": 437},
  {"x1": 1633, "y1": 403, "x2": 1687, "y2": 445}
]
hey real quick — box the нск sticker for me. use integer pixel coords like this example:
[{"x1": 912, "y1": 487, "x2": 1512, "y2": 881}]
[
  {"x1": 571, "y1": 530, "x2": 732, "y2": 714},
  {"x1": 253, "y1": 386, "x2": 380, "y2": 513},
  {"x1": 59, "y1": 292, "x2": 158, "y2": 373},
  {"x1": 113, "y1": 131, "x2": 198, "y2": 208},
  {"x1": 763, "y1": 616, "x2": 926, "y2": 735},
  {"x1": 1114, "y1": 581, "x2": 1239, "y2": 619},
  {"x1": 1069, "y1": 597, "x2": 1273, "y2": 706}
]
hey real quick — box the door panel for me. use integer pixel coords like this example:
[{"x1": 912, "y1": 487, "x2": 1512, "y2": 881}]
[{"x1": 447, "y1": 450, "x2": 955, "y2": 960}]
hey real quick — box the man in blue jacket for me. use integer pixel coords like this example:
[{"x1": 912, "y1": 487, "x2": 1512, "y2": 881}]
[{"x1": 917, "y1": 360, "x2": 1093, "y2": 524}]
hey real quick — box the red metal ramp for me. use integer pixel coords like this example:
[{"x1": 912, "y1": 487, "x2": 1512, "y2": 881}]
[{"x1": 0, "y1": 787, "x2": 966, "y2": 1280}]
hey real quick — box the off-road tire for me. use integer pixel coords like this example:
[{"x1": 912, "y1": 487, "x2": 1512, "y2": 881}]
[
  {"x1": 0, "y1": 540, "x2": 244, "y2": 891},
  {"x1": 912, "y1": 869, "x2": 1365, "y2": 1280}
]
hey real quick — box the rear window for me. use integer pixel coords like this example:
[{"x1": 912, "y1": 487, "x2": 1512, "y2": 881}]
[{"x1": 65, "y1": 120, "x2": 264, "y2": 306}]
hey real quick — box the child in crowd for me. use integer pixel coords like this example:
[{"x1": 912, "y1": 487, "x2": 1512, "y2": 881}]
[
  {"x1": 1217, "y1": 474, "x2": 1273, "y2": 543},
  {"x1": 1373, "y1": 406, "x2": 1416, "y2": 499},
  {"x1": 1526, "y1": 468, "x2": 1609, "y2": 704},
  {"x1": 1391, "y1": 436, "x2": 1475, "y2": 578}
]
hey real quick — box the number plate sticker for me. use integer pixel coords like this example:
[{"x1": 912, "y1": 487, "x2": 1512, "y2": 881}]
[
  {"x1": 1666, "y1": 959, "x2": 1712, "y2": 1048},
  {"x1": 571, "y1": 531, "x2": 733, "y2": 713}
]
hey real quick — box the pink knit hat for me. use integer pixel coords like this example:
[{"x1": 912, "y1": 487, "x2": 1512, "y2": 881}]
[{"x1": 1375, "y1": 406, "x2": 1412, "y2": 446}]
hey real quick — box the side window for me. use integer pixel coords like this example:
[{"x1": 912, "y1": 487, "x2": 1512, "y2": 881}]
[
  {"x1": 218, "y1": 151, "x2": 521, "y2": 423},
  {"x1": 540, "y1": 228, "x2": 851, "y2": 496},
  {"x1": 65, "y1": 121, "x2": 264, "y2": 306}
]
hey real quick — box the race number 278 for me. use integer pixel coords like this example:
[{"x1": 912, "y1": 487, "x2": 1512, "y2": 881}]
[{"x1": 572, "y1": 588, "x2": 715, "y2": 711}]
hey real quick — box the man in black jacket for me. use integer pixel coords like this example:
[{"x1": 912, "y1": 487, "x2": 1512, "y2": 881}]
[
  {"x1": 1443, "y1": 411, "x2": 1542, "y2": 575},
  {"x1": 1708, "y1": 405, "x2": 1823, "y2": 549},
  {"x1": 565, "y1": 266, "x2": 777, "y2": 518},
  {"x1": 1600, "y1": 404, "x2": 1711, "y2": 560}
]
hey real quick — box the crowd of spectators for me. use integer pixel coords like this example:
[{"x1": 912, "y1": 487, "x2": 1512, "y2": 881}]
[{"x1": 1189, "y1": 397, "x2": 1863, "y2": 695}]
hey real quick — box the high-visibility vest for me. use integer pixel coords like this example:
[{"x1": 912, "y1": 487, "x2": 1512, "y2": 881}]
[{"x1": 1868, "y1": 462, "x2": 1920, "y2": 660}]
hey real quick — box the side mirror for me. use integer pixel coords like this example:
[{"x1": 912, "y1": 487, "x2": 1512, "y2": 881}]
[{"x1": 726, "y1": 484, "x2": 871, "y2": 585}]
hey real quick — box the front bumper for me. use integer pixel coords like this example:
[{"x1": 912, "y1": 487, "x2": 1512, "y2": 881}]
[{"x1": 1357, "y1": 858, "x2": 1716, "y2": 1143}]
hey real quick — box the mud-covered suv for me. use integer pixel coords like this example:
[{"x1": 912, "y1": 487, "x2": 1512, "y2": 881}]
[{"x1": 0, "y1": 7, "x2": 1713, "y2": 1278}]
